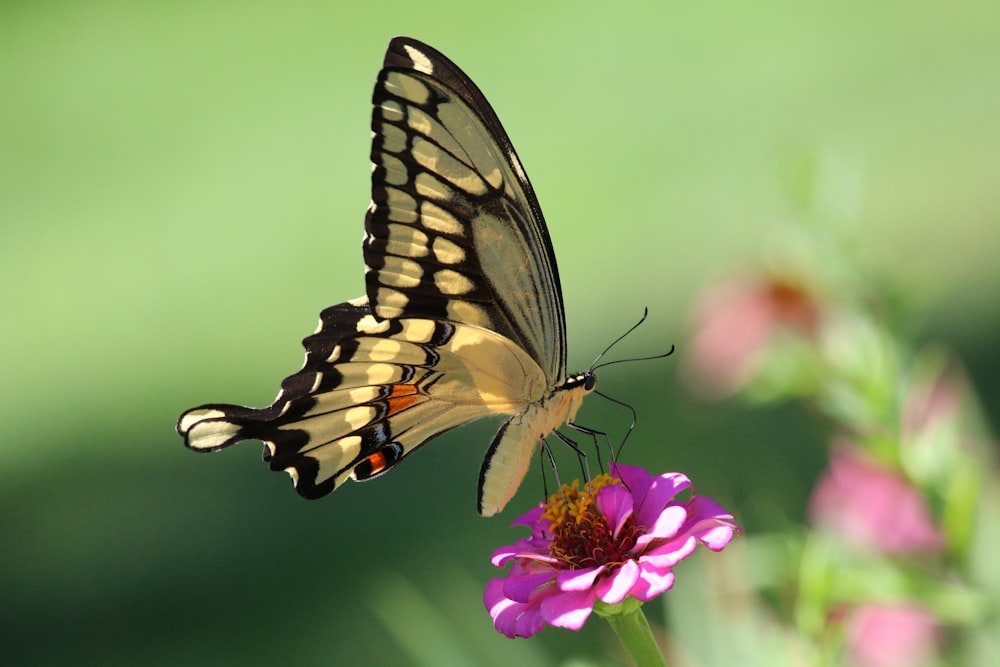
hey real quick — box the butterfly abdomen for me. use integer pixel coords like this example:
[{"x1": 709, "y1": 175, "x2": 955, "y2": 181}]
[{"x1": 477, "y1": 370, "x2": 597, "y2": 516}]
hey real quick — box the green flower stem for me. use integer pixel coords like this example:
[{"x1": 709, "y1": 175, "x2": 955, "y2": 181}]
[{"x1": 596, "y1": 599, "x2": 667, "y2": 667}]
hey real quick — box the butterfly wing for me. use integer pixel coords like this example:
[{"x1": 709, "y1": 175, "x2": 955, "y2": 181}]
[
  {"x1": 178, "y1": 38, "x2": 573, "y2": 511},
  {"x1": 366, "y1": 37, "x2": 567, "y2": 385},
  {"x1": 178, "y1": 298, "x2": 549, "y2": 498}
]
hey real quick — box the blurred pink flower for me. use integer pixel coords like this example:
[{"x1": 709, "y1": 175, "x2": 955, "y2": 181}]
[
  {"x1": 808, "y1": 445, "x2": 944, "y2": 554},
  {"x1": 684, "y1": 277, "x2": 820, "y2": 397},
  {"x1": 846, "y1": 603, "x2": 941, "y2": 667},
  {"x1": 484, "y1": 464, "x2": 737, "y2": 638}
]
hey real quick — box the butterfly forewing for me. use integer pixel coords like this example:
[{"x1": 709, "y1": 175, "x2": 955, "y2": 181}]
[{"x1": 366, "y1": 38, "x2": 566, "y2": 384}]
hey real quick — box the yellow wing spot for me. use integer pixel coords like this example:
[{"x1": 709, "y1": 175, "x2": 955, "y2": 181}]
[
  {"x1": 349, "y1": 386, "x2": 382, "y2": 403},
  {"x1": 378, "y1": 99, "x2": 405, "y2": 123},
  {"x1": 407, "y1": 106, "x2": 435, "y2": 137},
  {"x1": 431, "y1": 236, "x2": 466, "y2": 264},
  {"x1": 364, "y1": 363, "x2": 399, "y2": 385},
  {"x1": 326, "y1": 344, "x2": 341, "y2": 363},
  {"x1": 385, "y1": 187, "x2": 418, "y2": 223},
  {"x1": 412, "y1": 137, "x2": 487, "y2": 195},
  {"x1": 380, "y1": 123, "x2": 407, "y2": 154},
  {"x1": 420, "y1": 201, "x2": 464, "y2": 235},
  {"x1": 446, "y1": 300, "x2": 490, "y2": 327},
  {"x1": 357, "y1": 314, "x2": 391, "y2": 334},
  {"x1": 376, "y1": 304, "x2": 405, "y2": 319},
  {"x1": 384, "y1": 71, "x2": 430, "y2": 105},
  {"x1": 376, "y1": 287, "x2": 410, "y2": 313},
  {"x1": 402, "y1": 44, "x2": 434, "y2": 75},
  {"x1": 483, "y1": 166, "x2": 503, "y2": 190},
  {"x1": 380, "y1": 154, "x2": 408, "y2": 186},
  {"x1": 399, "y1": 318, "x2": 438, "y2": 343},
  {"x1": 435, "y1": 269, "x2": 475, "y2": 295},
  {"x1": 379, "y1": 255, "x2": 423, "y2": 288},
  {"x1": 311, "y1": 434, "x2": 362, "y2": 482},
  {"x1": 184, "y1": 416, "x2": 240, "y2": 450},
  {"x1": 343, "y1": 406, "x2": 377, "y2": 431},
  {"x1": 414, "y1": 172, "x2": 450, "y2": 200},
  {"x1": 384, "y1": 223, "x2": 429, "y2": 258},
  {"x1": 365, "y1": 338, "x2": 403, "y2": 362},
  {"x1": 178, "y1": 407, "x2": 227, "y2": 434}
]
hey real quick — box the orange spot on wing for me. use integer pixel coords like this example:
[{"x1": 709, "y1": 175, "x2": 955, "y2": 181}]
[
  {"x1": 386, "y1": 383, "x2": 423, "y2": 415},
  {"x1": 366, "y1": 451, "x2": 387, "y2": 473}
]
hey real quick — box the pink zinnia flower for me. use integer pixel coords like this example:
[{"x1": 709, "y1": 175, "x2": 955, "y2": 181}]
[
  {"x1": 684, "y1": 276, "x2": 821, "y2": 398},
  {"x1": 484, "y1": 463, "x2": 737, "y2": 638},
  {"x1": 808, "y1": 444, "x2": 944, "y2": 555},
  {"x1": 846, "y1": 603, "x2": 941, "y2": 667}
]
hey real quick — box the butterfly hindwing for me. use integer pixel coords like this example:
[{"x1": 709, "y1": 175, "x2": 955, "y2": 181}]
[{"x1": 178, "y1": 297, "x2": 552, "y2": 498}]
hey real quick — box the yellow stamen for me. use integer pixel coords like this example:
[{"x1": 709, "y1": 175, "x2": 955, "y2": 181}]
[{"x1": 541, "y1": 474, "x2": 621, "y2": 529}]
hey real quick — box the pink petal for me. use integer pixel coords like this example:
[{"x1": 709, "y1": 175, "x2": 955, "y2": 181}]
[
  {"x1": 629, "y1": 563, "x2": 675, "y2": 601},
  {"x1": 596, "y1": 485, "x2": 634, "y2": 538},
  {"x1": 642, "y1": 535, "x2": 698, "y2": 568},
  {"x1": 484, "y1": 577, "x2": 508, "y2": 611},
  {"x1": 511, "y1": 505, "x2": 546, "y2": 529},
  {"x1": 597, "y1": 559, "x2": 640, "y2": 604},
  {"x1": 697, "y1": 524, "x2": 738, "y2": 551},
  {"x1": 485, "y1": 579, "x2": 542, "y2": 639},
  {"x1": 686, "y1": 495, "x2": 736, "y2": 525},
  {"x1": 492, "y1": 539, "x2": 560, "y2": 567},
  {"x1": 503, "y1": 570, "x2": 556, "y2": 603},
  {"x1": 556, "y1": 565, "x2": 605, "y2": 591},
  {"x1": 490, "y1": 545, "x2": 520, "y2": 567},
  {"x1": 635, "y1": 473, "x2": 691, "y2": 526},
  {"x1": 539, "y1": 588, "x2": 598, "y2": 631},
  {"x1": 610, "y1": 463, "x2": 653, "y2": 506},
  {"x1": 635, "y1": 505, "x2": 688, "y2": 549},
  {"x1": 496, "y1": 600, "x2": 544, "y2": 639}
]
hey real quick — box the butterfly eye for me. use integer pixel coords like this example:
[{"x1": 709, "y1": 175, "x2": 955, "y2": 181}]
[{"x1": 584, "y1": 373, "x2": 597, "y2": 391}]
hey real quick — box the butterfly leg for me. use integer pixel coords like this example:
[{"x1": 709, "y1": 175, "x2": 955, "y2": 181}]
[
  {"x1": 552, "y1": 429, "x2": 593, "y2": 488},
  {"x1": 567, "y1": 422, "x2": 615, "y2": 474},
  {"x1": 540, "y1": 438, "x2": 570, "y2": 503}
]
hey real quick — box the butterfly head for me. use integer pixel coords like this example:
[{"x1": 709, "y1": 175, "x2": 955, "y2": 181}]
[{"x1": 565, "y1": 370, "x2": 597, "y2": 393}]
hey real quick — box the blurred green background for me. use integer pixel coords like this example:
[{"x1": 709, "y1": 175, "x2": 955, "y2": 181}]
[{"x1": 2, "y1": 1, "x2": 998, "y2": 665}]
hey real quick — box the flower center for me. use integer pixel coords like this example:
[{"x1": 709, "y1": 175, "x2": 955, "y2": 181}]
[{"x1": 541, "y1": 475, "x2": 643, "y2": 570}]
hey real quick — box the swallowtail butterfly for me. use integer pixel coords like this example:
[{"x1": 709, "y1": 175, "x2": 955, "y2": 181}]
[{"x1": 177, "y1": 37, "x2": 597, "y2": 516}]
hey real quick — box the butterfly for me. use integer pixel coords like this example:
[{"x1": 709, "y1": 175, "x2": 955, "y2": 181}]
[{"x1": 176, "y1": 36, "x2": 596, "y2": 516}]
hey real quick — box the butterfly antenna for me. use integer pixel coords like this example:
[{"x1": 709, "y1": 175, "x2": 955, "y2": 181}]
[
  {"x1": 589, "y1": 308, "x2": 650, "y2": 370},
  {"x1": 592, "y1": 344, "x2": 675, "y2": 372},
  {"x1": 590, "y1": 308, "x2": 676, "y2": 372}
]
